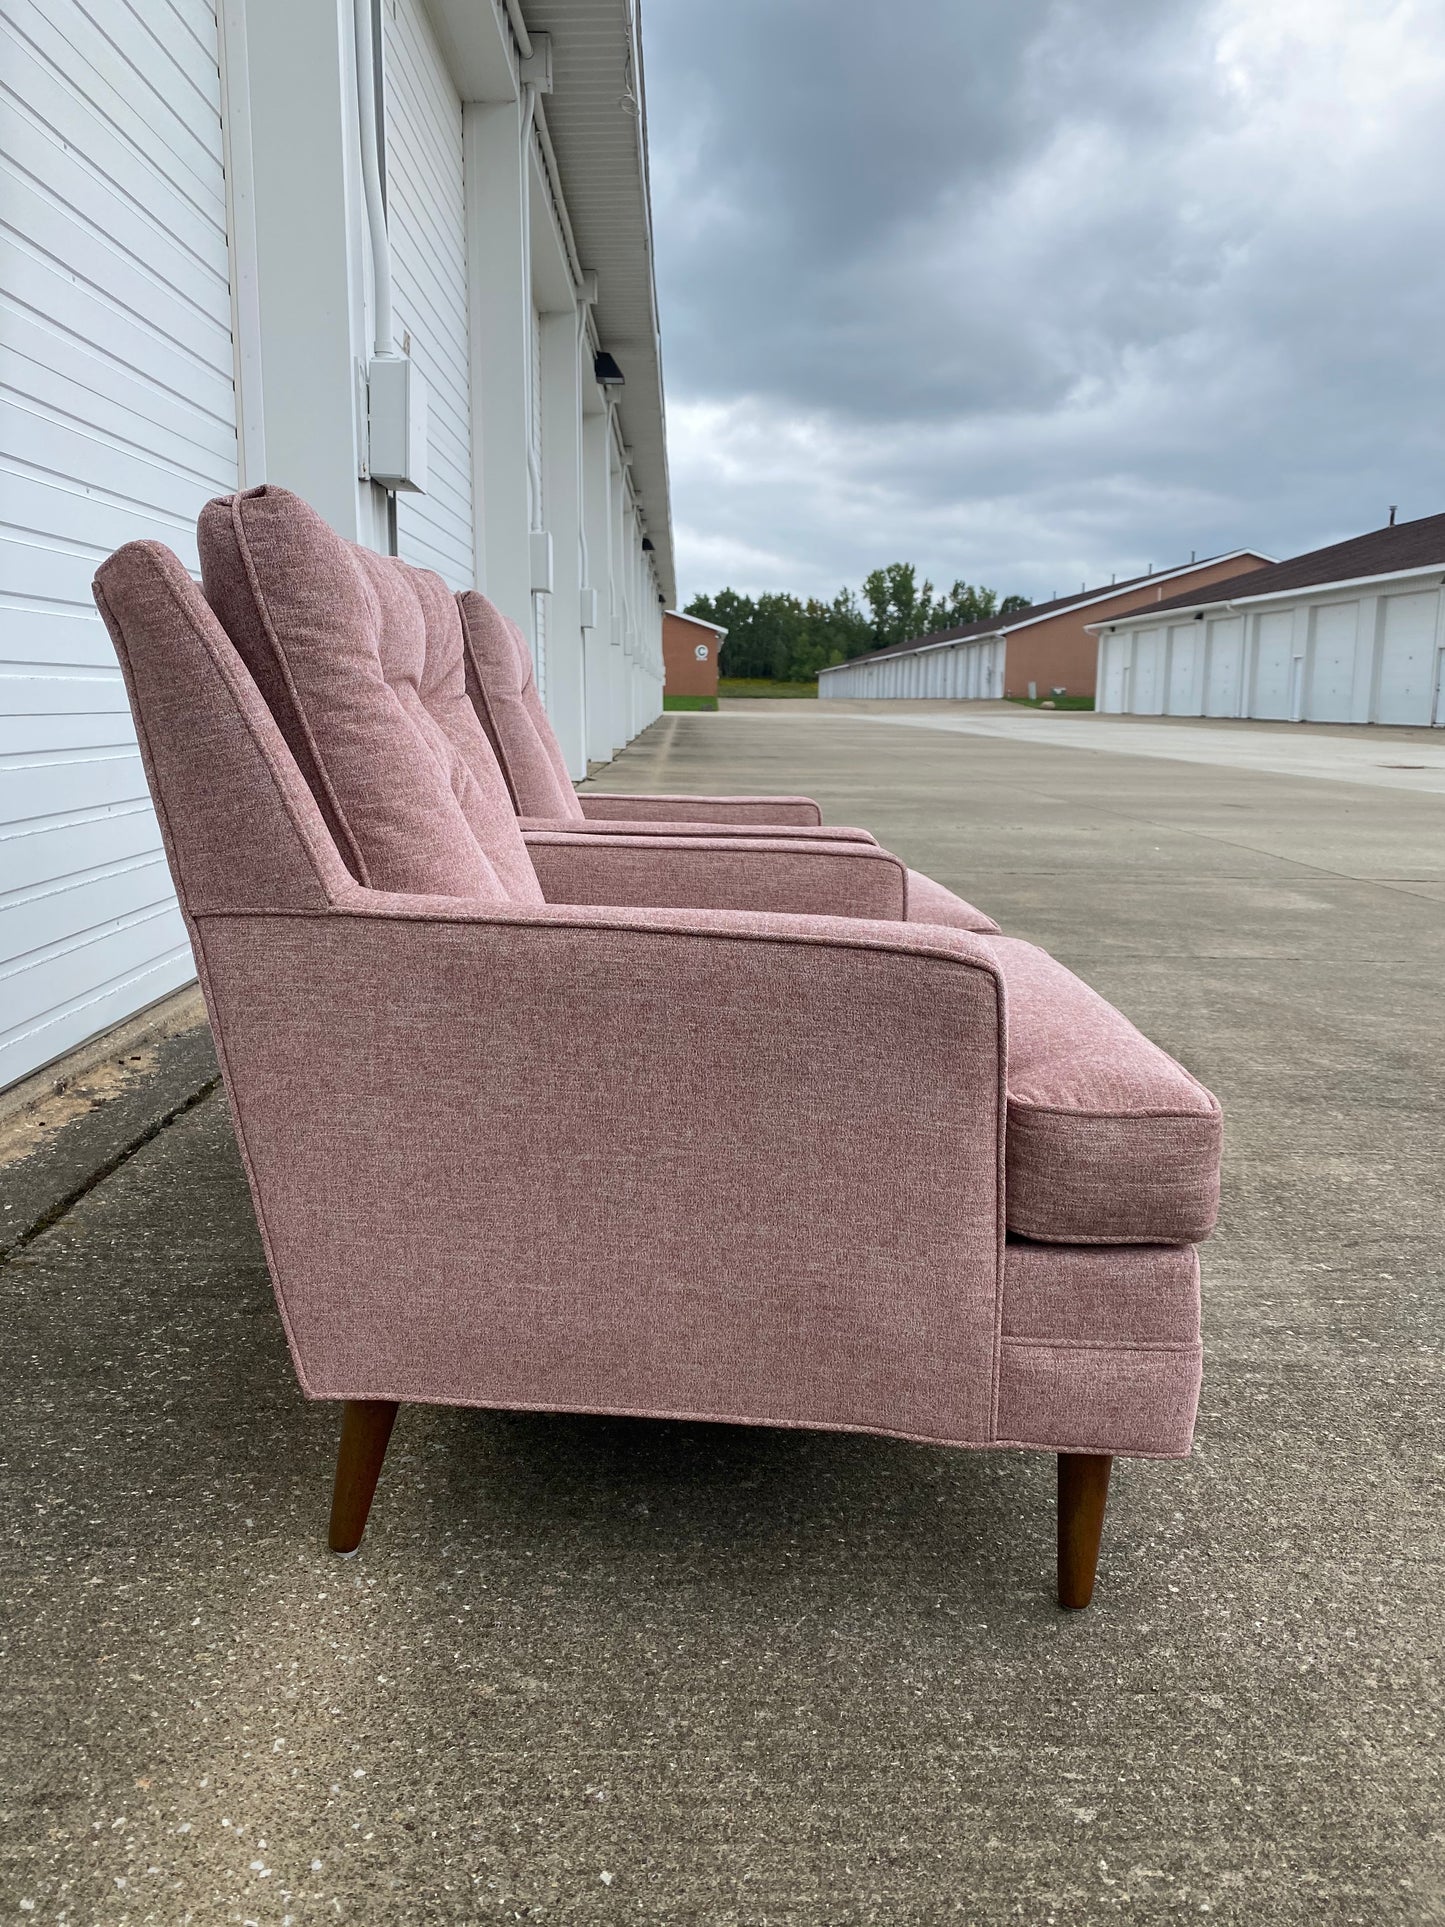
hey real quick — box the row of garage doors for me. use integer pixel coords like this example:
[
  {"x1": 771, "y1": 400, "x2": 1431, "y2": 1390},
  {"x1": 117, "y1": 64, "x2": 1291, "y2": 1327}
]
[
  {"x1": 820, "y1": 637, "x2": 1006, "y2": 700},
  {"x1": 1096, "y1": 588, "x2": 1445, "y2": 725}
]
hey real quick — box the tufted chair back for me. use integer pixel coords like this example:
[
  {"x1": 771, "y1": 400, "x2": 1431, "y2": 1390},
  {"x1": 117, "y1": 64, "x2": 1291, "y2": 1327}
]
[
  {"x1": 197, "y1": 487, "x2": 541, "y2": 903},
  {"x1": 456, "y1": 589, "x2": 583, "y2": 819}
]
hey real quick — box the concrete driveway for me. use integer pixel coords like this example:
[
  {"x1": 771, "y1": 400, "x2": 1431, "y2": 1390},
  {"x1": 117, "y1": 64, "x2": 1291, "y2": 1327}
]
[
  {"x1": 2, "y1": 705, "x2": 1441, "y2": 1923},
  {"x1": 799, "y1": 698, "x2": 1445, "y2": 795}
]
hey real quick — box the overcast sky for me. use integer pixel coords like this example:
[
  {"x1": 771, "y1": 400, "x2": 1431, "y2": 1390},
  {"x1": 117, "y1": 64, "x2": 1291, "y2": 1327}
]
[{"x1": 640, "y1": 0, "x2": 1445, "y2": 608}]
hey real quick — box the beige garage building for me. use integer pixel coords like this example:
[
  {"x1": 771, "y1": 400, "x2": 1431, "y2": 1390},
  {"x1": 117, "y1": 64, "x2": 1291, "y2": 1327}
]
[
  {"x1": 1092, "y1": 515, "x2": 1445, "y2": 725},
  {"x1": 818, "y1": 552, "x2": 1269, "y2": 702}
]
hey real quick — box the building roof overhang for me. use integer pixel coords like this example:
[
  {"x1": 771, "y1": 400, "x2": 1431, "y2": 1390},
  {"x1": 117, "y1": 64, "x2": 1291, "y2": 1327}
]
[
  {"x1": 522, "y1": 0, "x2": 674, "y2": 604},
  {"x1": 427, "y1": 0, "x2": 674, "y2": 604},
  {"x1": 1087, "y1": 561, "x2": 1445, "y2": 633}
]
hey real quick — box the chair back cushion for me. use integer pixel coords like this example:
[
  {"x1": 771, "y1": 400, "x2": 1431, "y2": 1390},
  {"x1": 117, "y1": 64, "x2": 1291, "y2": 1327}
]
[
  {"x1": 93, "y1": 540, "x2": 353, "y2": 918},
  {"x1": 457, "y1": 590, "x2": 583, "y2": 819},
  {"x1": 199, "y1": 487, "x2": 542, "y2": 903}
]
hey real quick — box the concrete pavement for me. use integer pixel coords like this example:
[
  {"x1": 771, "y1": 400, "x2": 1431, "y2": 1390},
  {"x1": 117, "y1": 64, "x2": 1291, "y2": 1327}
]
[
  {"x1": 1, "y1": 704, "x2": 1441, "y2": 1924},
  {"x1": 766, "y1": 697, "x2": 1445, "y2": 796}
]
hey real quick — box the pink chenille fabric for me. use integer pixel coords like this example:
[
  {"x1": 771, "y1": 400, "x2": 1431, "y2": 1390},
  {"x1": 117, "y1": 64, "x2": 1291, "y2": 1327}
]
[
  {"x1": 996, "y1": 1240, "x2": 1201, "y2": 1455},
  {"x1": 523, "y1": 832, "x2": 910, "y2": 918},
  {"x1": 455, "y1": 586, "x2": 843, "y2": 836},
  {"x1": 508, "y1": 613, "x2": 583, "y2": 805},
  {"x1": 904, "y1": 871, "x2": 999, "y2": 934},
  {"x1": 197, "y1": 487, "x2": 541, "y2": 902},
  {"x1": 456, "y1": 590, "x2": 581, "y2": 818},
  {"x1": 578, "y1": 792, "x2": 825, "y2": 827},
  {"x1": 196, "y1": 897, "x2": 1008, "y2": 1444},
  {"x1": 521, "y1": 835, "x2": 999, "y2": 931},
  {"x1": 92, "y1": 542, "x2": 350, "y2": 916},
  {"x1": 986, "y1": 938, "x2": 1222, "y2": 1246},
  {"x1": 520, "y1": 815, "x2": 878, "y2": 845},
  {"x1": 93, "y1": 511, "x2": 1217, "y2": 1462}
]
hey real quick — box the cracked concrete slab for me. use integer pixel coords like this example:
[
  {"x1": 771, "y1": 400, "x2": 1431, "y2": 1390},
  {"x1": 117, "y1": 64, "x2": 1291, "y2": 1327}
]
[{"x1": 0, "y1": 990, "x2": 217, "y2": 1260}]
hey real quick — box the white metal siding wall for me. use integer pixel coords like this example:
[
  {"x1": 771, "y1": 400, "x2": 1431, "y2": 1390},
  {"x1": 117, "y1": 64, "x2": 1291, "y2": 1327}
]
[
  {"x1": 383, "y1": 0, "x2": 472, "y2": 588},
  {"x1": 1097, "y1": 586, "x2": 1445, "y2": 725},
  {"x1": 0, "y1": 0, "x2": 238, "y2": 1088}
]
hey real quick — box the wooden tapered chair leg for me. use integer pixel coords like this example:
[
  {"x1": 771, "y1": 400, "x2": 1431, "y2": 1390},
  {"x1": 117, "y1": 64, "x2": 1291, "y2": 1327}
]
[
  {"x1": 328, "y1": 1399, "x2": 399, "y2": 1554},
  {"x1": 1057, "y1": 1452, "x2": 1113, "y2": 1609}
]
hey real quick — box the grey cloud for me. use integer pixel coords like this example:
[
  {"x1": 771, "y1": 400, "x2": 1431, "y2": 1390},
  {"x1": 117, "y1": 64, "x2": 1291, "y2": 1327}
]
[{"x1": 643, "y1": 0, "x2": 1445, "y2": 602}]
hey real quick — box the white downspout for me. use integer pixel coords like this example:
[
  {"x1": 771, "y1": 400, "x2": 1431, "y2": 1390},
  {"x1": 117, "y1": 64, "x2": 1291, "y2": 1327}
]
[
  {"x1": 502, "y1": 0, "x2": 532, "y2": 59},
  {"x1": 352, "y1": 0, "x2": 393, "y2": 357},
  {"x1": 520, "y1": 84, "x2": 541, "y2": 536},
  {"x1": 575, "y1": 300, "x2": 592, "y2": 595}
]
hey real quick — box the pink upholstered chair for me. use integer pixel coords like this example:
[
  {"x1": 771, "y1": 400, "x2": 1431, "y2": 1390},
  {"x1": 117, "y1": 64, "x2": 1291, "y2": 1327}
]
[
  {"x1": 94, "y1": 486, "x2": 1221, "y2": 1608},
  {"x1": 198, "y1": 497, "x2": 998, "y2": 935},
  {"x1": 457, "y1": 589, "x2": 872, "y2": 840},
  {"x1": 455, "y1": 589, "x2": 1002, "y2": 928}
]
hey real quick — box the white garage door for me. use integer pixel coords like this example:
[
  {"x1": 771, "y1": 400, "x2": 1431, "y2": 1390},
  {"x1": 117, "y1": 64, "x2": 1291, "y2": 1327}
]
[
  {"x1": 1166, "y1": 624, "x2": 1199, "y2": 714},
  {"x1": 1251, "y1": 610, "x2": 1293, "y2": 720},
  {"x1": 1375, "y1": 589, "x2": 1440, "y2": 725},
  {"x1": 0, "y1": 0, "x2": 239, "y2": 1087},
  {"x1": 970, "y1": 645, "x2": 987, "y2": 699},
  {"x1": 1130, "y1": 629, "x2": 1164, "y2": 714},
  {"x1": 1307, "y1": 600, "x2": 1359, "y2": 723},
  {"x1": 1099, "y1": 636, "x2": 1128, "y2": 712},
  {"x1": 384, "y1": 0, "x2": 473, "y2": 589},
  {"x1": 1204, "y1": 617, "x2": 1244, "y2": 717}
]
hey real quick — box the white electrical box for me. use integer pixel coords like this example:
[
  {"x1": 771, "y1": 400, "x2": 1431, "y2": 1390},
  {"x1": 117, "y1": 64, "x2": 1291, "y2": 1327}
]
[
  {"x1": 367, "y1": 354, "x2": 428, "y2": 492},
  {"x1": 529, "y1": 529, "x2": 554, "y2": 594},
  {"x1": 579, "y1": 587, "x2": 599, "y2": 630},
  {"x1": 519, "y1": 33, "x2": 552, "y2": 93}
]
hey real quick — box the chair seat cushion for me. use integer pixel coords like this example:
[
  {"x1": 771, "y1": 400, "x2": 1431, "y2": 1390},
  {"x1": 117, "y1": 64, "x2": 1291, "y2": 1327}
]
[
  {"x1": 989, "y1": 938, "x2": 1221, "y2": 1245},
  {"x1": 904, "y1": 869, "x2": 999, "y2": 934}
]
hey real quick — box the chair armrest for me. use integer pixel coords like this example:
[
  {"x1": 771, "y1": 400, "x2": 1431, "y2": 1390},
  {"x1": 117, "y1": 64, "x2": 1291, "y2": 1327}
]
[
  {"x1": 191, "y1": 893, "x2": 1006, "y2": 1442},
  {"x1": 577, "y1": 792, "x2": 823, "y2": 826},
  {"x1": 521, "y1": 830, "x2": 907, "y2": 918},
  {"x1": 519, "y1": 815, "x2": 877, "y2": 846}
]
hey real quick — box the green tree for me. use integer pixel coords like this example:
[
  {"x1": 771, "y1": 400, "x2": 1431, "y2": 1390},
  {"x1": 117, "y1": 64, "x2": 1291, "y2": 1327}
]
[
  {"x1": 936, "y1": 581, "x2": 997, "y2": 628},
  {"x1": 861, "y1": 563, "x2": 937, "y2": 649},
  {"x1": 687, "y1": 568, "x2": 1030, "y2": 679},
  {"x1": 792, "y1": 587, "x2": 873, "y2": 676}
]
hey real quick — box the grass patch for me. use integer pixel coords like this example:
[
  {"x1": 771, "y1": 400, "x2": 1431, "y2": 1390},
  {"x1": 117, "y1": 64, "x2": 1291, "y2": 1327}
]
[
  {"x1": 1006, "y1": 693, "x2": 1095, "y2": 710},
  {"x1": 718, "y1": 677, "x2": 819, "y2": 699},
  {"x1": 663, "y1": 694, "x2": 719, "y2": 712}
]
